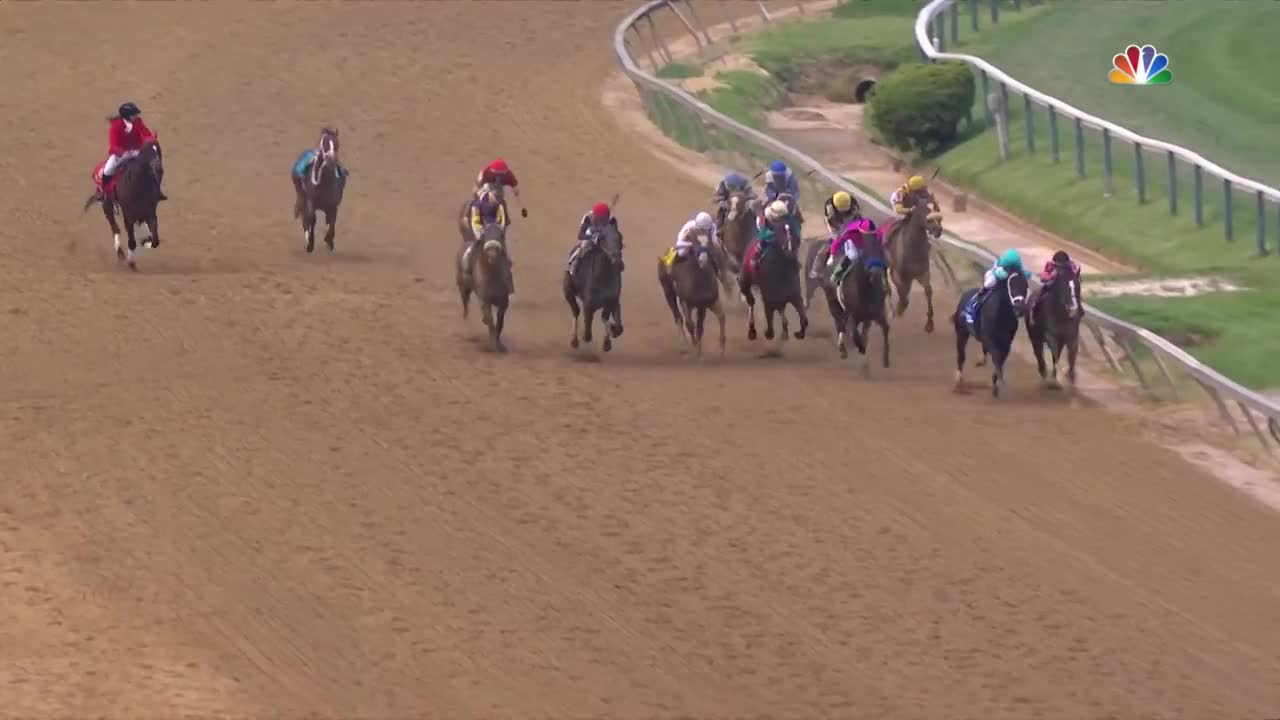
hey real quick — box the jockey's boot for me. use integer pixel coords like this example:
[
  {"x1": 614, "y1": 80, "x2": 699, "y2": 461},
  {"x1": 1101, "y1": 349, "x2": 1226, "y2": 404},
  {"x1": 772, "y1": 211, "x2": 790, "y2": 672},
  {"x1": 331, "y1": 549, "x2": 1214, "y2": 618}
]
[
  {"x1": 809, "y1": 250, "x2": 826, "y2": 279},
  {"x1": 831, "y1": 257, "x2": 851, "y2": 286}
]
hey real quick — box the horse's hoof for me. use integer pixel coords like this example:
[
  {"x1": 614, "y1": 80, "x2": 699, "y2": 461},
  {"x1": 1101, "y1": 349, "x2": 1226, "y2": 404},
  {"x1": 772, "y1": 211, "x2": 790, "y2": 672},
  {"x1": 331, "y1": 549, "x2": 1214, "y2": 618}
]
[
  {"x1": 570, "y1": 337, "x2": 580, "y2": 349},
  {"x1": 839, "y1": 346, "x2": 847, "y2": 359},
  {"x1": 610, "y1": 324, "x2": 623, "y2": 338},
  {"x1": 494, "y1": 341, "x2": 507, "y2": 353},
  {"x1": 925, "y1": 319, "x2": 934, "y2": 333},
  {"x1": 747, "y1": 327, "x2": 757, "y2": 341},
  {"x1": 305, "y1": 245, "x2": 315, "y2": 254},
  {"x1": 603, "y1": 337, "x2": 612, "y2": 353},
  {"x1": 794, "y1": 329, "x2": 806, "y2": 340}
]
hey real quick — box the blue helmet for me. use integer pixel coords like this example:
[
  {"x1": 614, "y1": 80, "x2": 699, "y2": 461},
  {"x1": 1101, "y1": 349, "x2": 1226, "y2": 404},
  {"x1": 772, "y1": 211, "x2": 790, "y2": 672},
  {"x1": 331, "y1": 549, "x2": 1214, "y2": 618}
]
[
  {"x1": 723, "y1": 171, "x2": 747, "y2": 187},
  {"x1": 769, "y1": 160, "x2": 788, "y2": 175},
  {"x1": 998, "y1": 248, "x2": 1023, "y2": 269}
]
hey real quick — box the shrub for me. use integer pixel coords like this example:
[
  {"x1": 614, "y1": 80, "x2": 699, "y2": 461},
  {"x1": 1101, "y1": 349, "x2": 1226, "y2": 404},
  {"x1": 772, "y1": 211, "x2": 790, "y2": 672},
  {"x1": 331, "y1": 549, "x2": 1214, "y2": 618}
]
[
  {"x1": 867, "y1": 61, "x2": 975, "y2": 156},
  {"x1": 656, "y1": 62, "x2": 701, "y2": 80}
]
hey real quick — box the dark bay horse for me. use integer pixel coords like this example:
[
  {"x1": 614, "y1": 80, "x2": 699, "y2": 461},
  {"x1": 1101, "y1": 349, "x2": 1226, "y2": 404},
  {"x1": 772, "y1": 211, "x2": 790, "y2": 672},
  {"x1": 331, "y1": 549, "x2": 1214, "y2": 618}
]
[
  {"x1": 659, "y1": 240, "x2": 727, "y2": 360},
  {"x1": 719, "y1": 190, "x2": 756, "y2": 277},
  {"x1": 1027, "y1": 255, "x2": 1084, "y2": 388},
  {"x1": 293, "y1": 128, "x2": 345, "y2": 253},
  {"x1": 883, "y1": 196, "x2": 942, "y2": 332},
  {"x1": 83, "y1": 138, "x2": 163, "y2": 271},
  {"x1": 954, "y1": 270, "x2": 1030, "y2": 398},
  {"x1": 739, "y1": 224, "x2": 808, "y2": 345},
  {"x1": 564, "y1": 224, "x2": 624, "y2": 352},
  {"x1": 823, "y1": 234, "x2": 891, "y2": 375},
  {"x1": 456, "y1": 223, "x2": 510, "y2": 352}
]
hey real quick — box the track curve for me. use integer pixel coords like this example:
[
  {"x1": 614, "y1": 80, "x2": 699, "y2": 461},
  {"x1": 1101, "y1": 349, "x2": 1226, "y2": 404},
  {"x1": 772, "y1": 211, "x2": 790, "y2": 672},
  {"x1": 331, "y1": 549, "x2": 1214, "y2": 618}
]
[{"x1": 2, "y1": 2, "x2": 1279, "y2": 717}]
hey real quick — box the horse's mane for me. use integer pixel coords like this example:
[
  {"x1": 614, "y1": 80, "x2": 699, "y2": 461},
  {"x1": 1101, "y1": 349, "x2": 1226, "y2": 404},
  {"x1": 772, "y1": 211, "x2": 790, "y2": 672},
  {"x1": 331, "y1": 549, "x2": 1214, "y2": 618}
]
[{"x1": 320, "y1": 127, "x2": 339, "y2": 137}]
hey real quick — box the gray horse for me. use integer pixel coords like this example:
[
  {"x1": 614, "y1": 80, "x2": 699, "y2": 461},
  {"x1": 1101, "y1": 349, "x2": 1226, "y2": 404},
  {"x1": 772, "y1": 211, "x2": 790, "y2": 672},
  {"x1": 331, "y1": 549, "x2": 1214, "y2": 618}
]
[{"x1": 564, "y1": 224, "x2": 625, "y2": 352}]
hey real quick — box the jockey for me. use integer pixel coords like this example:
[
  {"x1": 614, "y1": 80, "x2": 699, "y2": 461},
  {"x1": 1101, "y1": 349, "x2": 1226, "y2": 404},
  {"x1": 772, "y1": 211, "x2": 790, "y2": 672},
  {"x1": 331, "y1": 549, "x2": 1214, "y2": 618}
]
[
  {"x1": 475, "y1": 157, "x2": 520, "y2": 219},
  {"x1": 755, "y1": 200, "x2": 792, "y2": 262},
  {"x1": 567, "y1": 202, "x2": 622, "y2": 275},
  {"x1": 763, "y1": 160, "x2": 802, "y2": 239},
  {"x1": 965, "y1": 249, "x2": 1027, "y2": 320},
  {"x1": 825, "y1": 217, "x2": 878, "y2": 286},
  {"x1": 1040, "y1": 250, "x2": 1081, "y2": 284},
  {"x1": 672, "y1": 211, "x2": 716, "y2": 264},
  {"x1": 889, "y1": 174, "x2": 939, "y2": 217},
  {"x1": 99, "y1": 102, "x2": 166, "y2": 201},
  {"x1": 823, "y1": 191, "x2": 860, "y2": 236},
  {"x1": 711, "y1": 171, "x2": 756, "y2": 236},
  {"x1": 469, "y1": 189, "x2": 507, "y2": 240}
]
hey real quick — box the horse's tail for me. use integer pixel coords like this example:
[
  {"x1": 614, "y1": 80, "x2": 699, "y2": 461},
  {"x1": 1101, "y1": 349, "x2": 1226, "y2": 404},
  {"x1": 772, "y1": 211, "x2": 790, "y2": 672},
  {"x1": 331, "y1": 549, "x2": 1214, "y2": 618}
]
[{"x1": 82, "y1": 191, "x2": 100, "y2": 214}]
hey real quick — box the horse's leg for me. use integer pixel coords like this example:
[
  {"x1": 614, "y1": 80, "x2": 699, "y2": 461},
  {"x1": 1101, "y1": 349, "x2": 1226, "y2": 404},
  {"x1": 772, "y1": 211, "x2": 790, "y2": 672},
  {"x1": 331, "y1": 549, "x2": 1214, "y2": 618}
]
[
  {"x1": 583, "y1": 306, "x2": 596, "y2": 346},
  {"x1": 833, "y1": 303, "x2": 848, "y2": 359},
  {"x1": 609, "y1": 299, "x2": 624, "y2": 338},
  {"x1": 459, "y1": 283, "x2": 472, "y2": 320},
  {"x1": 143, "y1": 213, "x2": 159, "y2": 250},
  {"x1": 880, "y1": 316, "x2": 891, "y2": 369},
  {"x1": 953, "y1": 316, "x2": 969, "y2": 389},
  {"x1": 921, "y1": 272, "x2": 935, "y2": 333},
  {"x1": 694, "y1": 307, "x2": 707, "y2": 362},
  {"x1": 792, "y1": 294, "x2": 808, "y2": 340},
  {"x1": 602, "y1": 305, "x2": 614, "y2": 353},
  {"x1": 304, "y1": 205, "x2": 317, "y2": 253},
  {"x1": 892, "y1": 271, "x2": 913, "y2": 318},
  {"x1": 1066, "y1": 333, "x2": 1080, "y2": 386},
  {"x1": 992, "y1": 346, "x2": 1008, "y2": 398},
  {"x1": 493, "y1": 304, "x2": 508, "y2": 353},
  {"x1": 660, "y1": 273, "x2": 686, "y2": 343},
  {"x1": 741, "y1": 283, "x2": 758, "y2": 341},
  {"x1": 1028, "y1": 318, "x2": 1048, "y2": 384},
  {"x1": 103, "y1": 202, "x2": 124, "y2": 261},
  {"x1": 681, "y1": 301, "x2": 698, "y2": 357},
  {"x1": 566, "y1": 292, "x2": 581, "y2": 349},
  {"x1": 323, "y1": 204, "x2": 338, "y2": 252},
  {"x1": 123, "y1": 220, "x2": 139, "y2": 270},
  {"x1": 712, "y1": 299, "x2": 727, "y2": 358},
  {"x1": 763, "y1": 301, "x2": 777, "y2": 341}
]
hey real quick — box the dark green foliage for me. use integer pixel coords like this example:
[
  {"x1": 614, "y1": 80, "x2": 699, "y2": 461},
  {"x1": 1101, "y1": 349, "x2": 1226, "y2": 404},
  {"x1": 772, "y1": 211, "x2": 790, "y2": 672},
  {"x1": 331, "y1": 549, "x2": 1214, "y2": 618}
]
[{"x1": 867, "y1": 61, "x2": 975, "y2": 155}]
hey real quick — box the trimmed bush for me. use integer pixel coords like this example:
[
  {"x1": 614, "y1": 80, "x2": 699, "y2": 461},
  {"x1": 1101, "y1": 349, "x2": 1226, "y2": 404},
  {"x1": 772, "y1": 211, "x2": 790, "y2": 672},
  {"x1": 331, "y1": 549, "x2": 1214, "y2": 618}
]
[{"x1": 867, "y1": 61, "x2": 975, "y2": 156}]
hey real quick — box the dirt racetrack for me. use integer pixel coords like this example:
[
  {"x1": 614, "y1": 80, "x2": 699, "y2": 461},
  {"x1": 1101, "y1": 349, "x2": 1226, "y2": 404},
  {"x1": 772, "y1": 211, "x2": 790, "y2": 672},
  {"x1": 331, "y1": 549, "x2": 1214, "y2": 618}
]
[{"x1": 3, "y1": 2, "x2": 1280, "y2": 717}]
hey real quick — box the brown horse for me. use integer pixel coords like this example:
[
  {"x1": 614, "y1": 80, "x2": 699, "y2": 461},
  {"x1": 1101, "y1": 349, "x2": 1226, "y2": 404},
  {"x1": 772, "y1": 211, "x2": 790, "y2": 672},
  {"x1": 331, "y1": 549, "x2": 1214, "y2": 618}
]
[
  {"x1": 718, "y1": 190, "x2": 757, "y2": 277},
  {"x1": 882, "y1": 196, "x2": 942, "y2": 332},
  {"x1": 659, "y1": 240, "x2": 726, "y2": 360},
  {"x1": 457, "y1": 223, "x2": 510, "y2": 352},
  {"x1": 292, "y1": 128, "x2": 345, "y2": 253},
  {"x1": 822, "y1": 234, "x2": 890, "y2": 375},
  {"x1": 82, "y1": 138, "x2": 163, "y2": 271},
  {"x1": 1027, "y1": 254, "x2": 1084, "y2": 388},
  {"x1": 739, "y1": 222, "x2": 808, "y2": 345}
]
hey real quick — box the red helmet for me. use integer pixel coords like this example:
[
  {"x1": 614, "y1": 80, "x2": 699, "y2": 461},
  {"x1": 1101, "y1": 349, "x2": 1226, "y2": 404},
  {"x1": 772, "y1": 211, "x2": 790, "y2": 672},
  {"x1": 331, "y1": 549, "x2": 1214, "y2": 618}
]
[
  {"x1": 591, "y1": 202, "x2": 611, "y2": 220},
  {"x1": 490, "y1": 158, "x2": 509, "y2": 173}
]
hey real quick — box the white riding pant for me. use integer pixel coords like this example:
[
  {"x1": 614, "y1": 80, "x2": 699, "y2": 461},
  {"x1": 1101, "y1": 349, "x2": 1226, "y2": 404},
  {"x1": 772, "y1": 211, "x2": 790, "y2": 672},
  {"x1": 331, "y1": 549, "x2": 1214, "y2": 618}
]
[
  {"x1": 982, "y1": 268, "x2": 999, "y2": 289},
  {"x1": 102, "y1": 149, "x2": 140, "y2": 177},
  {"x1": 674, "y1": 234, "x2": 697, "y2": 257},
  {"x1": 828, "y1": 239, "x2": 859, "y2": 264}
]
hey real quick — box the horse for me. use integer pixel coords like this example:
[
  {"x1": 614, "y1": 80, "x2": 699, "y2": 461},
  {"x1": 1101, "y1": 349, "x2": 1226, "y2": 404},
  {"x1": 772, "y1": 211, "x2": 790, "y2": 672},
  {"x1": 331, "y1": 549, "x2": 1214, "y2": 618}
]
[
  {"x1": 564, "y1": 223, "x2": 625, "y2": 353},
  {"x1": 718, "y1": 190, "x2": 756, "y2": 277},
  {"x1": 882, "y1": 195, "x2": 943, "y2": 332},
  {"x1": 659, "y1": 239, "x2": 726, "y2": 360},
  {"x1": 739, "y1": 222, "x2": 808, "y2": 345},
  {"x1": 1027, "y1": 258, "x2": 1084, "y2": 388},
  {"x1": 293, "y1": 128, "x2": 345, "y2": 253},
  {"x1": 82, "y1": 138, "x2": 163, "y2": 271},
  {"x1": 456, "y1": 223, "x2": 511, "y2": 352},
  {"x1": 822, "y1": 233, "x2": 891, "y2": 375},
  {"x1": 953, "y1": 269, "x2": 1030, "y2": 398}
]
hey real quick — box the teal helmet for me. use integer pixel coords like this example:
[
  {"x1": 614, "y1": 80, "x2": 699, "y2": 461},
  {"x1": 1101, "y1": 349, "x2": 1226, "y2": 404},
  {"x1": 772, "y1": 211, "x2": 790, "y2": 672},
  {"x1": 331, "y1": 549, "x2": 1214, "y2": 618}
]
[{"x1": 998, "y1": 248, "x2": 1023, "y2": 269}]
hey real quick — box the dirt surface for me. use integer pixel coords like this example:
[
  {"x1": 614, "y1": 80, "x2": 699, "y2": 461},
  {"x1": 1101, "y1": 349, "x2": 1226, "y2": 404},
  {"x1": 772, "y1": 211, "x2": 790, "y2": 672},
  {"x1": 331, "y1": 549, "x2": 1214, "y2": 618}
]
[{"x1": 3, "y1": 2, "x2": 1280, "y2": 718}]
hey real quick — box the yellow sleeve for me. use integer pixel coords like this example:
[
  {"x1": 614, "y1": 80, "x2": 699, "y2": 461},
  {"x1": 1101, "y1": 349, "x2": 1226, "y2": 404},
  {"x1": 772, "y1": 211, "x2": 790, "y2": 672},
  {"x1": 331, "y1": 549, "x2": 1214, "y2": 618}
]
[
  {"x1": 471, "y1": 206, "x2": 482, "y2": 231},
  {"x1": 497, "y1": 204, "x2": 507, "y2": 226}
]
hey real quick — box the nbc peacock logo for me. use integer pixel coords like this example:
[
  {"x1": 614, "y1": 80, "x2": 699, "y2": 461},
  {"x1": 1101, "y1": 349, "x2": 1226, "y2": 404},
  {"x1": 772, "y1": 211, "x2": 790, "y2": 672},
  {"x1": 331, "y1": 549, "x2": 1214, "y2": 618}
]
[{"x1": 1108, "y1": 44, "x2": 1173, "y2": 85}]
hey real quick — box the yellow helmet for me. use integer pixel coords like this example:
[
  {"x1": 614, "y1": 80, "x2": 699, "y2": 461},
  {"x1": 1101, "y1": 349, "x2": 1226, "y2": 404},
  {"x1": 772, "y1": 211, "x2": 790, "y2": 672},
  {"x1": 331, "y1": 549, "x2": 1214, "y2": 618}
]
[
  {"x1": 833, "y1": 191, "x2": 853, "y2": 212},
  {"x1": 907, "y1": 175, "x2": 927, "y2": 192}
]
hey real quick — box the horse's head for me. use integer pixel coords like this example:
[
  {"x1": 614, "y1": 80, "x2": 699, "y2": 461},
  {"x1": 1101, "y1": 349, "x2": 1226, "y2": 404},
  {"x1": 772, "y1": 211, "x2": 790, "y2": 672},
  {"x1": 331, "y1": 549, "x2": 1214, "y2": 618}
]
[
  {"x1": 480, "y1": 223, "x2": 505, "y2": 261},
  {"x1": 596, "y1": 224, "x2": 624, "y2": 266},
  {"x1": 694, "y1": 241, "x2": 712, "y2": 270},
  {"x1": 1048, "y1": 259, "x2": 1083, "y2": 318},
  {"x1": 141, "y1": 138, "x2": 164, "y2": 181},
  {"x1": 1005, "y1": 269, "x2": 1030, "y2": 317}
]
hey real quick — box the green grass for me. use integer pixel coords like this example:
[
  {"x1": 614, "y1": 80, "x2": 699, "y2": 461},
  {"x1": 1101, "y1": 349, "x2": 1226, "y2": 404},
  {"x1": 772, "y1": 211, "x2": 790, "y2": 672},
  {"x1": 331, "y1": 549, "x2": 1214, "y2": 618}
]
[
  {"x1": 696, "y1": 70, "x2": 787, "y2": 130},
  {"x1": 955, "y1": 2, "x2": 1280, "y2": 187},
  {"x1": 739, "y1": 15, "x2": 920, "y2": 76},
  {"x1": 655, "y1": 62, "x2": 701, "y2": 80}
]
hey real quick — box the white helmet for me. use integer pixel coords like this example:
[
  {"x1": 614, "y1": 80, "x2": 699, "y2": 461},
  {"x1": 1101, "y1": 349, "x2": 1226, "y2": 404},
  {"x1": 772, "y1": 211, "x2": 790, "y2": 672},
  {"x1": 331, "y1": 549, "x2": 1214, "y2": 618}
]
[
  {"x1": 694, "y1": 211, "x2": 714, "y2": 232},
  {"x1": 766, "y1": 200, "x2": 788, "y2": 220}
]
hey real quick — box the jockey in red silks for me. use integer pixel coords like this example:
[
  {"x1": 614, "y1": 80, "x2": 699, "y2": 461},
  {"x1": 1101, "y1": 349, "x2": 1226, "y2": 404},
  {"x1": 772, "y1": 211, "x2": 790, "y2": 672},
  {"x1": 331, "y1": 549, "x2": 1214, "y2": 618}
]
[
  {"x1": 474, "y1": 158, "x2": 523, "y2": 222},
  {"x1": 97, "y1": 102, "x2": 166, "y2": 201},
  {"x1": 1040, "y1": 250, "x2": 1081, "y2": 284}
]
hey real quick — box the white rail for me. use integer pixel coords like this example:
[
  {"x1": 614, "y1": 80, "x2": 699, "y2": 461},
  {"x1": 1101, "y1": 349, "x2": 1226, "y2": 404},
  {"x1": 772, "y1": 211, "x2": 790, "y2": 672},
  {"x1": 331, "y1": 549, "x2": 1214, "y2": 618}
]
[
  {"x1": 614, "y1": 0, "x2": 1280, "y2": 453},
  {"x1": 916, "y1": 0, "x2": 1280, "y2": 250}
]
